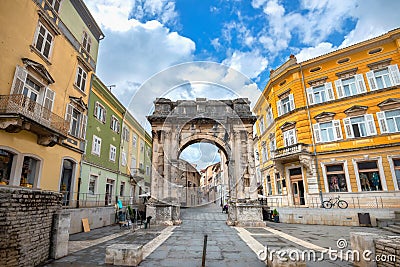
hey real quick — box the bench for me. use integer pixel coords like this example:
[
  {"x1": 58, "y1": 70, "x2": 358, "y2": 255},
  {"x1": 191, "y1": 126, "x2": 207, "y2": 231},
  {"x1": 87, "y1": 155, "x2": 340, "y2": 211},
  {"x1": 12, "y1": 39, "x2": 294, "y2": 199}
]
[{"x1": 105, "y1": 244, "x2": 143, "y2": 266}]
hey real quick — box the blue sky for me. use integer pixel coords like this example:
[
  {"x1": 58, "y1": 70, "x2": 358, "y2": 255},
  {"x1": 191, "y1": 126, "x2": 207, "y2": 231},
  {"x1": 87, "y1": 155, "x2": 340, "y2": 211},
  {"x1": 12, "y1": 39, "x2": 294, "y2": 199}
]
[{"x1": 86, "y1": 0, "x2": 400, "y2": 169}]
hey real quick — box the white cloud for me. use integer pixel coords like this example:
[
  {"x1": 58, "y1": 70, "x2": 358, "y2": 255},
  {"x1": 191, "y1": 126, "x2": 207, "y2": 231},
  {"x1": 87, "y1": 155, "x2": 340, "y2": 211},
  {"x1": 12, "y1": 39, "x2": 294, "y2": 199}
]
[
  {"x1": 295, "y1": 42, "x2": 335, "y2": 62},
  {"x1": 222, "y1": 50, "x2": 268, "y2": 79}
]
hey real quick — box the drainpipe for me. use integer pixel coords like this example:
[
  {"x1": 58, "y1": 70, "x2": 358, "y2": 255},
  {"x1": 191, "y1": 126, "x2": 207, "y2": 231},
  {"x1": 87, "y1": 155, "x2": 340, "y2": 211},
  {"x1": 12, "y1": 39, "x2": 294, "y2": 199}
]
[{"x1": 299, "y1": 63, "x2": 324, "y2": 207}]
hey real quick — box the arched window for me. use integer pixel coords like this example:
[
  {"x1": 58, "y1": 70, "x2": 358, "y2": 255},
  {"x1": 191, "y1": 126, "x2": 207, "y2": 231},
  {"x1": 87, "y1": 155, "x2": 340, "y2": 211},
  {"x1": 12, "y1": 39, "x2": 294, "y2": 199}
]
[{"x1": 0, "y1": 149, "x2": 15, "y2": 185}]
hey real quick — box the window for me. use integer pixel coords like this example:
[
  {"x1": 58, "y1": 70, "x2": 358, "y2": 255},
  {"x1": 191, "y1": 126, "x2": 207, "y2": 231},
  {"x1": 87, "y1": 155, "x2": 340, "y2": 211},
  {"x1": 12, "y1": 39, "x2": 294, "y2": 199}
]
[
  {"x1": 366, "y1": 64, "x2": 400, "y2": 91},
  {"x1": 0, "y1": 149, "x2": 14, "y2": 186},
  {"x1": 139, "y1": 162, "x2": 143, "y2": 170},
  {"x1": 94, "y1": 102, "x2": 106, "y2": 123},
  {"x1": 357, "y1": 161, "x2": 382, "y2": 191},
  {"x1": 88, "y1": 175, "x2": 97, "y2": 195},
  {"x1": 120, "y1": 182, "x2": 125, "y2": 197},
  {"x1": 140, "y1": 141, "x2": 144, "y2": 153},
  {"x1": 313, "y1": 120, "x2": 342, "y2": 143},
  {"x1": 377, "y1": 109, "x2": 400, "y2": 134},
  {"x1": 325, "y1": 164, "x2": 348, "y2": 192},
  {"x1": 92, "y1": 135, "x2": 101, "y2": 156},
  {"x1": 20, "y1": 156, "x2": 39, "y2": 188},
  {"x1": 132, "y1": 134, "x2": 137, "y2": 147},
  {"x1": 261, "y1": 143, "x2": 268, "y2": 163},
  {"x1": 121, "y1": 152, "x2": 127, "y2": 166},
  {"x1": 65, "y1": 104, "x2": 87, "y2": 139},
  {"x1": 254, "y1": 149, "x2": 259, "y2": 162},
  {"x1": 277, "y1": 94, "x2": 295, "y2": 116},
  {"x1": 82, "y1": 31, "x2": 92, "y2": 53},
  {"x1": 307, "y1": 83, "x2": 334, "y2": 105},
  {"x1": 258, "y1": 117, "x2": 265, "y2": 134},
  {"x1": 275, "y1": 173, "x2": 285, "y2": 195},
  {"x1": 75, "y1": 66, "x2": 87, "y2": 92},
  {"x1": 111, "y1": 116, "x2": 120, "y2": 133},
  {"x1": 109, "y1": 145, "x2": 116, "y2": 161},
  {"x1": 33, "y1": 22, "x2": 54, "y2": 59},
  {"x1": 122, "y1": 127, "x2": 130, "y2": 142},
  {"x1": 283, "y1": 128, "x2": 297, "y2": 147},
  {"x1": 266, "y1": 175, "x2": 272, "y2": 195},
  {"x1": 343, "y1": 115, "x2": 376, "y2": 138},
  {"x1": 306, "y1": 82, "x2": 335, "y2": 105},
  {"x1": 266, "y1": 107, "x2": 273, "y2": 126},
  {"x1": 334, "y1": 74, "x2": 366, "y2": 99},
  {"x1": 146, "y1": 166, "x2": 150, "y2": 176},
  {"x1": 269, "y1": 139, "x2": 276, "y2": 157},
  {"x1": 47, "y1": 0, "x2": 62, "y2": 12}
]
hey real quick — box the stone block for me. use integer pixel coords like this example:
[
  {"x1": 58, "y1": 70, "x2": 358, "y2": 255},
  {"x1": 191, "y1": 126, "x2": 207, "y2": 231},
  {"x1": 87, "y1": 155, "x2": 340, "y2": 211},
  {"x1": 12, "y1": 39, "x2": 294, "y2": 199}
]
[
  {"x1": 105, "y1": 244, "x2": 143, "y2": 266},
  {"x1": 350, "y1": 232, "x2": 378, "y2": 267}
]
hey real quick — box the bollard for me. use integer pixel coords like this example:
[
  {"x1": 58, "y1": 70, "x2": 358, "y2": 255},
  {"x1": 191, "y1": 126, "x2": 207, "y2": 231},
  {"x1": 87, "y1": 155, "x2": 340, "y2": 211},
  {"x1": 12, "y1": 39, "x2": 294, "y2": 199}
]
[{"x1": 202, "y1": 234, "x2": 208, "y2": 267}]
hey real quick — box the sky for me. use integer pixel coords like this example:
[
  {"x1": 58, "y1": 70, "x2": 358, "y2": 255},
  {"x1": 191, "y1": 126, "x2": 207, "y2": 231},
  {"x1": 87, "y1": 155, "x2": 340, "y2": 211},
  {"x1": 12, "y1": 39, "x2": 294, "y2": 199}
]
[{"x1": 85, "y1": 0, "x2": 400, "y2": 170}]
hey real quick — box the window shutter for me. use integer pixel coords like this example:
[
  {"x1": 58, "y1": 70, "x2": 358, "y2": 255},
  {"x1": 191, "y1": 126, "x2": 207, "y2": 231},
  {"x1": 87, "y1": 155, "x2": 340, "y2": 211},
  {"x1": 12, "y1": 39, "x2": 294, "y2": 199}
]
[
  {"x1": 92, "y1": 136, "x2": 96, "y2": 154},
  {"x1": 313, "y1": 123, "x2": 321, "y2": 143},
  {"x1": 277, "y1": 100, "x2": 282, "y2": 116},
  {"x1": 306, "y1": 87, "x2": 315, "y2": 105},
  {"x1": 355, "y1": 74, "x2": 367, "y2": 93},
  {"x1": 43, "y1": 87, "x2": 55, "y2": 111},
  {"x1": 324, "y1": 82, "x2": 335, "y2": 101},
  {"x1": 288, "y1": 94, "x2": 295, "y2": 111},
  {"x1": 332, "y1": 120, "x2": 343, "y2": 140},
  {"x1": 80, "y1": 114, "x2": 87, "y2": 139},
  {"x1": 366, "y1": 71, "x2": 377, "y2": 91},
  {"x1": 364, "y1": 114, "x2": 377, "y2": 136},
  {"x1": 376, "y1": 111, "x2": 388, "y2": 134},
  {"x1": 11, "y1": 66, "x2": 28, "y2": 95},
  {"x1": 103, "y1": 109, "x2": 107, "y2": 123},
  {"x1": 65, "y1": 104, "x2": 74, "y2": 133},
  {"x1": 334, "y1": 79, "x2": 344, "y2": 99},
  {"x1": 388, "y1": 64, "x2": 400, "y2": 86},
  {"x1": 94, "y1": 102, "x2": 98, "y2": 117},
  {"x1": 290, "y1": 128, "x2": 297, "y2": 145},
  {"x1": 343, "y1": 118, "x2": 354, "y2": 138}
]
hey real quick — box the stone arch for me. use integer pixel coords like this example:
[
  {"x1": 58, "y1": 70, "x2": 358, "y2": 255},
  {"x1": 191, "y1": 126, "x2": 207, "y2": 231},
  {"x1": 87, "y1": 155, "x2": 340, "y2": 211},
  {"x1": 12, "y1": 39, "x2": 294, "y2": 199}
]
[{"x1": 147, "y1": 98, "x2": 263, "y2": 226}]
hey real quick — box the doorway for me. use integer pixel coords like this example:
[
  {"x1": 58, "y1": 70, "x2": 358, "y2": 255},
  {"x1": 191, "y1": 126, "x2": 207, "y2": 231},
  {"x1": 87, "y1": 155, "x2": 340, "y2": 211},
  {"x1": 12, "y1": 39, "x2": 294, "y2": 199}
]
[
  {"x1": 289, "y1": 168, "x2": 305, "y2": 205},
  {"x1": 105, "y1": 179, "x2": 114, "y2": 205},
  {"x1": 60, "y1": 159, "x2": 74, "y2": 206}
]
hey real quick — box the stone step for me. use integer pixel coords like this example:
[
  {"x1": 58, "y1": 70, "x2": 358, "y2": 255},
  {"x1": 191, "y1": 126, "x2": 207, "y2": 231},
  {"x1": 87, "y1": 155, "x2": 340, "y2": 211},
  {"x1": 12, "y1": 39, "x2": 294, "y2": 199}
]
[
  {"x1": 383, "y1": 226, "x2": 400, "y2": 235},
  {"x1": 388, "y1": 224, "x2": 400, "y2": 231}
]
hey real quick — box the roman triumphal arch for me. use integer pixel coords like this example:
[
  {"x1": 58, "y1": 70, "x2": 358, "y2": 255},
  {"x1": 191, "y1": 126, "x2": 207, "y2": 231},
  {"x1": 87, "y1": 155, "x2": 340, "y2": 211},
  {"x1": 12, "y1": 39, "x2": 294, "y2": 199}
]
[{"x1": 146, "y1": 98, "x2": 264, "y2": 226}]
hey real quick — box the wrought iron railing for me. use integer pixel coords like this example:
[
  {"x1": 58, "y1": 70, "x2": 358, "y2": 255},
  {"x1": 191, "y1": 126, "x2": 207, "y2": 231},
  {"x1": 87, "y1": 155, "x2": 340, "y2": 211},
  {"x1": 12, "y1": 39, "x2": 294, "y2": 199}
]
[
  {"x1": 272, "y1": 143, "x2": 311, "y2": 159},
  {"x1": 0, "y1": 94, "x2": 69, "y2": 136}
]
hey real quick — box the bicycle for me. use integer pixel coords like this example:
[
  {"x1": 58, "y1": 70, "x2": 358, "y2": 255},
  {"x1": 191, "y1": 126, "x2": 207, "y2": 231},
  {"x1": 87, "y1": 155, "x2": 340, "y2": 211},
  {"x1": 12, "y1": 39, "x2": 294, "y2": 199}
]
[{"x1": 322, "y1": 196, "x2": 348, "y2": 209}]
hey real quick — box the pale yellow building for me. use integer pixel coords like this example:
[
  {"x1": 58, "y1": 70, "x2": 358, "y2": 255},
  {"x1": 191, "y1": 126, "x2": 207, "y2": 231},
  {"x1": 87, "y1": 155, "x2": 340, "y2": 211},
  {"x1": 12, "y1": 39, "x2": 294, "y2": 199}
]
[
  {"x1": 254, "y1": 28, "x2": 400, "y2": 208},
  {"x1": 0, "y1": 0, "x2": 103, "y2": 206}
]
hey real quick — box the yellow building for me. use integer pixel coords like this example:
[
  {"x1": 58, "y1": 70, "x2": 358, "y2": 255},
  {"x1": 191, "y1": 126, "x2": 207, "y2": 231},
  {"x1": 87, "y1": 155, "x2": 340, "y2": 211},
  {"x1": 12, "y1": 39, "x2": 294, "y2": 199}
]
[
  {"x1": 254, "y1": 28, "x2": 400, "y2": 208},
  {"x1": 0, "y1": 0, "x2": 103, "y2": 205}
]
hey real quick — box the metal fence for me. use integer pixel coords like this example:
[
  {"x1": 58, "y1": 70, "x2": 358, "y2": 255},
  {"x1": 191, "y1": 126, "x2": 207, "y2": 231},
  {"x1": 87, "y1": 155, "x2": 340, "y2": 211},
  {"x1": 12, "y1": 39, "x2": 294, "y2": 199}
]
[
  {"x1": 61, "y1": 192, "x2": 142, "y2": 208},
  {"x1": 259, "y1": 194, "x2": 400, "y2": 209}
]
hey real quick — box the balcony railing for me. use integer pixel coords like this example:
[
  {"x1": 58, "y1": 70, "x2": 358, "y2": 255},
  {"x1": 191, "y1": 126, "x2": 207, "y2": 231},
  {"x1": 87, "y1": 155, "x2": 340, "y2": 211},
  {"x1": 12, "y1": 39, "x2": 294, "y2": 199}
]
[
  {"x1": 272, "y1": 143, "x2": 311, "y2": 159},
  {"x1": 0, "y1": 94, "x2": 69, "y2": 136}
]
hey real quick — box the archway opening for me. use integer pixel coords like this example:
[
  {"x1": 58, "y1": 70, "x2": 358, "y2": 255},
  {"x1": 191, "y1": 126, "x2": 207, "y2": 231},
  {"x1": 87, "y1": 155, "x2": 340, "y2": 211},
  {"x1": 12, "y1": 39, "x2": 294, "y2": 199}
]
[{"x1": 178, "y1": 141, "x2": 228, "y2": 208}]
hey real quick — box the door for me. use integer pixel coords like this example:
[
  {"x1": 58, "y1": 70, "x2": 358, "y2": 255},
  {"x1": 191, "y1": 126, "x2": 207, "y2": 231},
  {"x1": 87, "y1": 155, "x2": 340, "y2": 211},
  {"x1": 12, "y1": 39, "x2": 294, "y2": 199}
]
[
  {"x1": 289, "y1": 167, "x2": 305, "y2": 206},
  {"x1": 105, "y1": 179, "x2": 114, "y2": 205},
  {"x1": 22, "y1": 78, "x2": 40, "y2": 113},
  {"x1": 60, "y1": 159, "x2": 74, "y2": 206}
]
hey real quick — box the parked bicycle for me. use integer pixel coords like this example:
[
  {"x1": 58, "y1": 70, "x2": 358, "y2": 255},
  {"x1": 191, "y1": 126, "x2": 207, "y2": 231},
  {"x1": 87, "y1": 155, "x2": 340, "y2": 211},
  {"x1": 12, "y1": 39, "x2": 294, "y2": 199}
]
[{"x1": 322, "y1": 196, "x2": 348, "y2": 209}]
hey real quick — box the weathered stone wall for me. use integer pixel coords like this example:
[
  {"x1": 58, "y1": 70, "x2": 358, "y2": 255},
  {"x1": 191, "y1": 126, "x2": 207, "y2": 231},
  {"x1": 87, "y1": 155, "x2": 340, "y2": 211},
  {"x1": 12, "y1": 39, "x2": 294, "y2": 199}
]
[
  {"x1": 0, "y1": 186, "x2": 62, "y2": 267},
  {"x1": 376, "y1": 237, "x2": 400, "y2": 267}
]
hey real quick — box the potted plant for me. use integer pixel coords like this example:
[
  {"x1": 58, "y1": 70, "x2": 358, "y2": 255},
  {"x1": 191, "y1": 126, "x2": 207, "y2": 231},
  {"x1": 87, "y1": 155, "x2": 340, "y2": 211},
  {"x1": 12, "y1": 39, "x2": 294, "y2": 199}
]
[{"x1": 272, "y1": 208, "x2": 280, "y2": 223}]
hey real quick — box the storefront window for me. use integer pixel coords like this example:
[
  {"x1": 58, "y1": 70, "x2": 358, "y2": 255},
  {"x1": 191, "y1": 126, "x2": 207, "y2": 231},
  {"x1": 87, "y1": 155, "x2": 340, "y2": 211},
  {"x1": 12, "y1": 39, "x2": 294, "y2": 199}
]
[
  {"x1": 326, "y1": 164, "x2": 348, "y2": 192},
  {"x1": 275, "y1": 173, "x2": 286, "y2": 194},
  {"x1": 21, "y1": 156, "x2": 38, "y2": 188},
  {"x1": 357, "y1": 161, "x2": 382, "y2": 191},
  {"x1": 0, "y1": 149, "x2": 14, "y2": 185}
]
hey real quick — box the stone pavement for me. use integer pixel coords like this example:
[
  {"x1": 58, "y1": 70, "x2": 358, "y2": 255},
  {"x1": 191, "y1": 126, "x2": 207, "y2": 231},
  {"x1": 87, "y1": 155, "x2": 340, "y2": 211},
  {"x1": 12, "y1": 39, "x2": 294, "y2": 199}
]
[
  {"x1": 140, "y1": 204, "x2": 265, "y2": 267},
  {"x1": 44, "y1": 204, "x2": 399, "y2": 266}
]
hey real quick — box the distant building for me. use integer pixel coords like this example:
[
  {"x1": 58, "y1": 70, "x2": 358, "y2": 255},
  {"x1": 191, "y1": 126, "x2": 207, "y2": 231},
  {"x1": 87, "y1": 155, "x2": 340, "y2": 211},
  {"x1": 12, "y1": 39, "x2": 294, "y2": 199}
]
[
  {"x1": 176, "y1": 159, "x2": 201, "y2": 207},
  {"x1": 254, "y1": 28, "x2": 400, "y2": 208}
]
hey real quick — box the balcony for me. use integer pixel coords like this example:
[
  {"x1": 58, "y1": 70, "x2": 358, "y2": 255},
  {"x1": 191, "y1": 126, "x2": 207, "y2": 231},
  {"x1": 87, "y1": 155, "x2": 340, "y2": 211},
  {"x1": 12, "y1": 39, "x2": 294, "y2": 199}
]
[
  {"x1": 271, "y1": 143, "x2": 312, "y2": 162},
  {"x1": 130, "y1": 168, "x2": 145, "y2": 183},
  {"x1": 0, "y1": 94, "x2": 69, "y2": 146}
]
